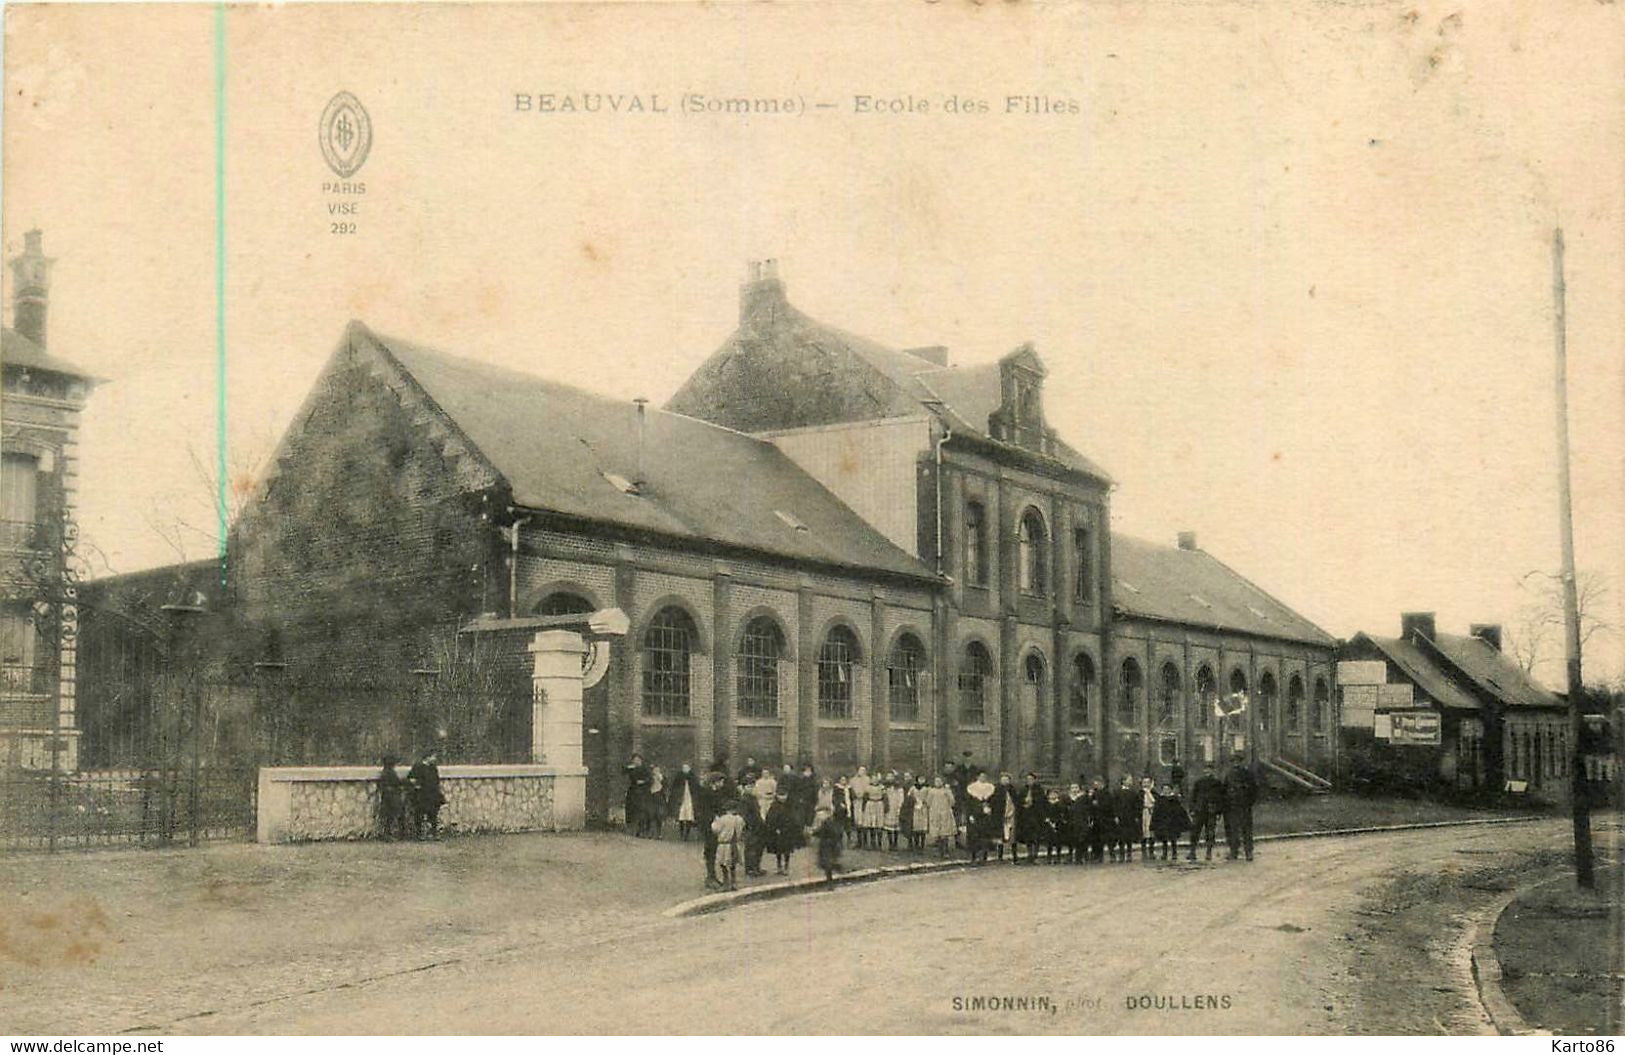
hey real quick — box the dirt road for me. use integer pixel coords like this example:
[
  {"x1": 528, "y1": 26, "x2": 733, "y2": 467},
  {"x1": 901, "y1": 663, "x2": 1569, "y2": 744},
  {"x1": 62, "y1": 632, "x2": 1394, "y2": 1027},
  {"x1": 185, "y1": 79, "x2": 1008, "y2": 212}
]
[{"x1": 151, "y1": 818, "x2": 1608, "y2": 1035}]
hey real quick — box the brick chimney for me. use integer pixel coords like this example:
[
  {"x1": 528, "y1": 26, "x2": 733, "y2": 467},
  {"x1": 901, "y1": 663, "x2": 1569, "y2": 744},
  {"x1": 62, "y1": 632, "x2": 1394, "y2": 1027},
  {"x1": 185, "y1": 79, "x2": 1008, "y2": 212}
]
[
  {"x1": 1470, "y1": 623, "x2": 1503, "y2": 651},
  {"x1": 1177, "y1": 531, "x2": 1198, "y2": 551},
  {"x1": 739, "y1": 258, "x2": 787, "y2": 325},
  {"x1": 10, "y1": 229, "x2": 53, "y2": 348},
  {"x1": 1400, "y1": 611, "x2": 1437, "y2": 642}
]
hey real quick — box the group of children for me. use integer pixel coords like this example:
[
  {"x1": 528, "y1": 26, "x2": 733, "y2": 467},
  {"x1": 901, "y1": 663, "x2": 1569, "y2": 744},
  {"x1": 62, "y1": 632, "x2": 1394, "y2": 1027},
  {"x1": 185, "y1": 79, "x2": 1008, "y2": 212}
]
[{"x1": 628, "y1": 753, "x2": 1248, "y2": 892}]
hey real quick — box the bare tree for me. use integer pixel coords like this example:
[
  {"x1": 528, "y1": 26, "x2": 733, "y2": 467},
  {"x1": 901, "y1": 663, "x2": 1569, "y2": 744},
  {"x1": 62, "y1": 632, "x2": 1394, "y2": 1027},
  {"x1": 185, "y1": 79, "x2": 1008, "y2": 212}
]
[{"x1": 1507, "y1": 570, "x2": 1617, "y2": 677}]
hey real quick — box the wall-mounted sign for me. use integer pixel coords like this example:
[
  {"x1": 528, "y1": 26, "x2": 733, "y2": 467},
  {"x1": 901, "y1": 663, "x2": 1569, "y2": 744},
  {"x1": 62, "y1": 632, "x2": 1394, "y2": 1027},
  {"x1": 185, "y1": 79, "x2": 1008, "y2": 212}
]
[
  {"x1": 1337, "y1": 660, "x2": 1387, "y2": 686},
  {"x1": 1378, "y1": 683, "x2": 1414, "y2": 709},
  {"x1": 1387, "y1": 710, "x2": 1441, "y2": 745},
  {"x1": 1342, "y1": 683, "x2": 1379, "y2": 727}
]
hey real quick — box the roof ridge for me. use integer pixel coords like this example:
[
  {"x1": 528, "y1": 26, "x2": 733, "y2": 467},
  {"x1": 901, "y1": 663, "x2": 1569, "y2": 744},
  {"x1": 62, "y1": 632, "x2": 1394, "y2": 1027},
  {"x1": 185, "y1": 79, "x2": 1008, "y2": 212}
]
[{"x1": 1189, "y1": 547, "x2": 1335, "y2": 642}]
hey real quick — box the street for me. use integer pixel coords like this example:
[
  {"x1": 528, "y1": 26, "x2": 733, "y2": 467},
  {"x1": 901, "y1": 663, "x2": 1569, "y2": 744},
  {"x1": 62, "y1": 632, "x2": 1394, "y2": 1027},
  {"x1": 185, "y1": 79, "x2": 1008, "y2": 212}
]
[{"x1": 101, "y1": 818, "x2": 1608, "y2": 1035}]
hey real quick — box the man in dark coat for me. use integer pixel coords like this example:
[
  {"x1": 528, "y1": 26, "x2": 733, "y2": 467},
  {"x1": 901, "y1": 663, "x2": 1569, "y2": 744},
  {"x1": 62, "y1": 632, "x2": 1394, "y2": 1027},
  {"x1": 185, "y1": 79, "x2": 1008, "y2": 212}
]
[
  {"x1": 792, "y1": 762, "x2": 818, "y2": 826},
  {"x1": 1014, "y1": 772, "x2": 1046, "y2": 863},
  {"x1": 407, "y1": 751, "x2": 446, "y2": 840},
  {"x1": 1188, "y1": 762, "x2": 1225, "y2": 860},
  {"x1": 697, "y1": 769, "x2": 724, "y2": 889},
  {"x1": 736, "y1": 756, "x2": 760, "y2": 785},
  {"x1": 1111, "y1": 775, "x2": 1141, "y2": 862},
  {"x1": 1222, "y1": 755, "x2": 1259, "y2": 860},
  {"x1": 376, "y1": 755, "x2": 407, "y2": 841},
  {"x1": 623, "y1": 753, "x2": 651, "y2": 836},
  {"x1": 1085, "y1": 779, "x2": 1110, "y2": 862},
  {"x1": 1067, "y1": 783, "x2": 1092, "y2": 864}
]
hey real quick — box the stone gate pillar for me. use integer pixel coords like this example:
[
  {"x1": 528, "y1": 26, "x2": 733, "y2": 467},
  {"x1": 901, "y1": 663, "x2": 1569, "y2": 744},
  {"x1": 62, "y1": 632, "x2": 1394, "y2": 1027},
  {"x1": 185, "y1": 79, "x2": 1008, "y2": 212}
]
[{"x1": 529, "y1": 629, "x2": 590, "y2": 829}]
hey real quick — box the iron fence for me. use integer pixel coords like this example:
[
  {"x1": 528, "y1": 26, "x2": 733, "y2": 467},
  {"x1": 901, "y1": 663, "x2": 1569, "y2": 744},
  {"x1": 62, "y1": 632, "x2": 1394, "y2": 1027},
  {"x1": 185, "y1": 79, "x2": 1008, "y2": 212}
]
[{"x1": 0, "y1": 765, "x2": 257, "y2": 852}]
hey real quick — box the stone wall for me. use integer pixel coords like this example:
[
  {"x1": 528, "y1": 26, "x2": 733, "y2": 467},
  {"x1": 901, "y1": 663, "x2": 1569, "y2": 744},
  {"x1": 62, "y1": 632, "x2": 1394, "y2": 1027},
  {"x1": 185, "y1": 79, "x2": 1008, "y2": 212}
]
[{"x1": 257, "y1": 763, "x2": 586, "y2": 843}]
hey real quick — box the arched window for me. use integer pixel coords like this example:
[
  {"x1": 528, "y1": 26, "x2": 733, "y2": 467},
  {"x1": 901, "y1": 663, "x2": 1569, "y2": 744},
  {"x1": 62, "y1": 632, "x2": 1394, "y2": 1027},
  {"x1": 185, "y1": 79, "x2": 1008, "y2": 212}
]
[
  {"x1": 1025, "y1": 652, "x2": 1047, "y2": 688},
  {"x1": 1118, "y1": 658, "x2": 1143, "y2": 727},
  {"x1": 1070, "y1": 653, "x2": 1095, "y2": 728},
  {"x1": 1194, "y1": 665, "x2": 1216, "y2": 729},
  {"x1": 964, "y1": 501, "x2": 988, "y2": 587},
  {"x1": 888, "y1": 633, "x2": 925, "y2": 722},
  {"x1": 958, "y1": 642, "x2": 992, "y2": 726},
  {"x1": 537, "y1": 591, "x2": 594, "y2": 616},
  {"x1": 1017, "y1": 508, "x2": 1048, "y2": 595},
  {"x1": 1158, "y1": 662, "x2": 1181, "y2": 727},
  {"x1": 1229, "y1": 668, "x2": 1248, "y2": 705},
  {"x1": 736, "y1": 616, "x2": 784, "y2": 720},
  {"x1": 1286, "y1": 675, "x2": 1305, "y2": 734},
  {"x1": 1312, "y1": 677, "x2": 1330, "y2": 731},
  {"x1": 1258, "y1": 672, "x2": 1277, "y2": 732},
  {"x1": 817, "y1": 625, "x2": 860, "y2": 720},
  {"x1": 642, "y1": 606, "x2": 696, "y2": 718}
]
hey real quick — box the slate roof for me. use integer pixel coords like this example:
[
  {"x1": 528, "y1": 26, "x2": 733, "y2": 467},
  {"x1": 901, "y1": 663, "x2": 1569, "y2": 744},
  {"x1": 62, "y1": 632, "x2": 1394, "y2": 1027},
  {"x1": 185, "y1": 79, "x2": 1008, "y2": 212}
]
[
  {"x1": 355, "y1": 324, "x2": 933, "y2": 581},
  {"x1": 1, "y1": 326, "x2": 96, "y2": 380},
  {"x1": 665, "y1": 280, "x2": 1112, "y2": 483},
  {"x1": 1428, "y1": 632, "x2": 1564, "y2": 711},
  {"x1": 1353, "y1": 633, "x2": 1483, "y2": 713},
  {"x1": 1110, "y1": 533, "x2": 1335, "y2": 646}
]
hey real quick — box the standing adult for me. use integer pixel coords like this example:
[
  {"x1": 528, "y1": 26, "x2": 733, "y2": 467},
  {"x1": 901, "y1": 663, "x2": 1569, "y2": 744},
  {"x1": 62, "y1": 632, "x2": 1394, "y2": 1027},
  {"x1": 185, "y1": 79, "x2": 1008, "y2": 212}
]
[
  {"x1": 1111, "y1": 775, "x2": 1141, "y2": 862},
  {"x1": 623, "y1": 752, "x2": 651, "y2": 836},
  {"x1": 994, "y1": 772, "x2": 1019, "y2": 862},
  {"x1": 1222, "y1": 755, "x2": 1258, "y2": 861},
  {"x1": 963, "y1": 771, "x2": 997, "y2": 863},
  {"x1": 376, "y1": 754, "x2": 407, "y2": 841},
  {"x1": 1188, "y1": 762, "x2": 1224, "y2": 860},
  {"x1": 698, "y1": 768, "x2": 725, "y2": 890},
  {"x1": 1014, "y1": 772, "x2": 1046, "y2": 864},
  {"x1": 407, "y1": 751, "x2": 446, "y2": 841},
  {"x1": 670, "y1": 761, "x2": 702, "y2": 841}
]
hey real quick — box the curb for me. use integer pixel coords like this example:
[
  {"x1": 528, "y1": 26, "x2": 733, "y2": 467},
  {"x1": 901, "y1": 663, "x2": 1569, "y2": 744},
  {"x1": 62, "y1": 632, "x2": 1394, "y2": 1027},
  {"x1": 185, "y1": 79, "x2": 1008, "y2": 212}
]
[
  {"x1": 1468, "y1": 881, "x2": 1550, "y2": 1036},
  {"x1": 664, "y1": 813, "x2": 1551, "y2": 919}
]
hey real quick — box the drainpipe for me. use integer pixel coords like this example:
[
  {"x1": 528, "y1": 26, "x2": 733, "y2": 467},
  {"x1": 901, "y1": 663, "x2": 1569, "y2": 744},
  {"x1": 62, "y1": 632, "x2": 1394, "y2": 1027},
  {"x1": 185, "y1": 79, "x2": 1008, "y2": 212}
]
[
  {"x1": 507, "y1": 512, "x2": 532, "y2": 618},
  {"x1": 923, "y1": 401, "x2": 952, "y2": 577}
]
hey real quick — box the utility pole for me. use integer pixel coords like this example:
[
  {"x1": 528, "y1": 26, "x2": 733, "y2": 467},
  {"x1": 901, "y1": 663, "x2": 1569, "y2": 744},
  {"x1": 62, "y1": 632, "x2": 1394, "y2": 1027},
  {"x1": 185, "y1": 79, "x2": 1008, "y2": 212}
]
[{"x1": 1552, "y1": 226, "x2": 1594, "y2": 889}]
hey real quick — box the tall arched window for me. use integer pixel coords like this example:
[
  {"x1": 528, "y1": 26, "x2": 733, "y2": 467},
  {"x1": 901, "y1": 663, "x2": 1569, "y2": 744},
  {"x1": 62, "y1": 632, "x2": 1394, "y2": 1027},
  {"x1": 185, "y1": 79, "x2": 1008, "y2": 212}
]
[
  {"x1": 642, "y1": 606, "x2": 696, "y2": 718},
  {"x1": 1312, "y1": 677, "x2": 1330, "y2": 732},
  {"x1": 1025, "y1": 652, "x2": 1047, "y2": 688},
  {"x1": 537, "y1": 591, "x2": 594, "y2": 616},
  {"x1": 817, "y1": 625, "x2": 860, "y2": 720},
  {"x1": 1194, "y1": 665, "x2": 1215, "y2": 729},
  {"x1": 736, "y1": 616, "x2": 784, "y2": 719},
  {"x1": 1158, "y1": 662, "x2": 1181, "y2": 727},
  {"x1": 958, "y1": 642, "x2": 992, "y2": 726},
  {"x1": 964, "y1": 501, "x2": 988, "y2": 587},
  {"x1": 1286, "y1": 674, "x2": 1305, "y2": 734},
  {"x1": 1017, "y1": 508, "x2": 1048, "y2": 595},
  {"x1": 888, "y1": 633, "x2": 925, "y2": 722},
  {"x1": 1070, "y1": 652, "x2": 1095, "y2": 728},
  {"x1": 1230, "y1": 669, "x2": 1248, "y2": 698},
  {"x1": 1258, "y1": 672, "x2": 1277, "y2": 733},
  {"x1": 1118, "y1": 658, "x2": 1143, "y2": 727}
]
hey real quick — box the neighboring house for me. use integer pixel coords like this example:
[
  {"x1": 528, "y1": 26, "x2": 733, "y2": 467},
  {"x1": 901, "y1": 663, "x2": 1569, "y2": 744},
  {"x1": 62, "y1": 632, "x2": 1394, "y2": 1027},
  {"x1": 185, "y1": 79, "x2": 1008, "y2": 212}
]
[
  {"x1": 100, "y1": 262, "x2": 1336, "y2": 821},
  {"x1": 0, "y1": 231, "x2": 100, "y2": 771},
  {"x1": 1339, "y1": 613, "x2": 1570, "y2": 799}
]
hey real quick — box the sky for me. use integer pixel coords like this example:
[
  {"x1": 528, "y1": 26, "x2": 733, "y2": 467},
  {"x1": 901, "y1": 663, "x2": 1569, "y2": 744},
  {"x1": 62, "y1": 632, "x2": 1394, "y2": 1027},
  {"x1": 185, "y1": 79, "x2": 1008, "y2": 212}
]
[{"x1": 3, "y1": 0, "x2": 1622, "y2": 689}]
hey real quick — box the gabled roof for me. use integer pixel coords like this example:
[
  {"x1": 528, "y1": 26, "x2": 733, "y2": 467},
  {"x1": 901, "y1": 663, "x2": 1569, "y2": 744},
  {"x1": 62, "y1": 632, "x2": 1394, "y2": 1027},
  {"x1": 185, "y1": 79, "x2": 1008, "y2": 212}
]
[
  {"x1": 1351, "y1": 632, "x2": 1483, "y2": 712},
  {"x1": 665, "y1": 278, "x2": 1112, "y2": 483},
  {"x1": 353, "y1": 323, "x2": 933, "y2": 581},
  {"x1": 1110, "y1": 534, "x2": 1335, "y2": 647},
  {"x1": 1427, "y1": 632, "x2": 1563, "y2": 711},
  {"x1": 1, "y1": 326, "x2": 97, "y2": 381}
]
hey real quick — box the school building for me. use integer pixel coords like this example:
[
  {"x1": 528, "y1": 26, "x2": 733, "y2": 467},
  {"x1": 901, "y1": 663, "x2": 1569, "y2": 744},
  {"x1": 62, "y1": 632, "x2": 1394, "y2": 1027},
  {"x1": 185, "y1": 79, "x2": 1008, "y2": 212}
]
[{"x1": 89, "y1": 262, "x2": 1340, "y2": 822}]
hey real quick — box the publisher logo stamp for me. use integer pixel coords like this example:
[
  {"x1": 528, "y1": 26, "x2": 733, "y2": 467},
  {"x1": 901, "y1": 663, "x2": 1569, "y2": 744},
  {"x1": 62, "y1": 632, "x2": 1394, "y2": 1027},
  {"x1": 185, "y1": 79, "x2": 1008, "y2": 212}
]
[{"x1": 319, "y1": 91, "x2": 373, "y2": 179}]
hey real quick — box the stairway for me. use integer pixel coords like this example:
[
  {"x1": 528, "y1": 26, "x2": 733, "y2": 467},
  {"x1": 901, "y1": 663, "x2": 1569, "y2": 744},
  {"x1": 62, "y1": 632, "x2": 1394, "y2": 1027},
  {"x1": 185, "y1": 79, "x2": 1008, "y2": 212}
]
[{"x1": 1261, "y1": 757, "x2": 1331, "y2": 794}]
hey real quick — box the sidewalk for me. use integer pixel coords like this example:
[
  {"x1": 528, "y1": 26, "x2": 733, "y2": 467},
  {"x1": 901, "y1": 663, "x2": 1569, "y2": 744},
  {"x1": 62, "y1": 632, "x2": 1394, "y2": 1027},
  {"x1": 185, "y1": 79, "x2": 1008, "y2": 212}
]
[{"x1": 1493, "y1": 868, "x2": 1624, "y2": 1035}]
